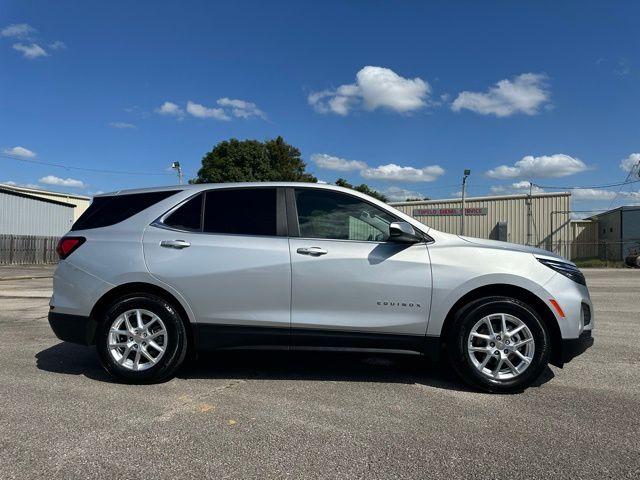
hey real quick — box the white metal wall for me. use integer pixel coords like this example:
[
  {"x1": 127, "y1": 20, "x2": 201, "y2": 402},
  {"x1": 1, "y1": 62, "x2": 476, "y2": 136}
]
[
  {"x1": 391, "y1": 192, "x2": 573, "y2": 258},
  {"x1": 0, "y1": 191, "x2": 74, "y2": 236},
  {"x1": 0, "y1": 184, "x2": 90, "y2": 221}
]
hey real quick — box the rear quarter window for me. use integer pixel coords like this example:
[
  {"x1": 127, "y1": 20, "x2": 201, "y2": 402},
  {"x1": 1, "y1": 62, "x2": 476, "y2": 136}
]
[
  {"x1": 162, "y1": 193, "x2": 203, "y2": 231},
  {"x1": 72, "y1": 190, "x2": 179, "y2": 231}
]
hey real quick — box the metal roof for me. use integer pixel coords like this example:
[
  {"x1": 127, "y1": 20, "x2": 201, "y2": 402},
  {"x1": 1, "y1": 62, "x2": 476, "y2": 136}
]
[
  {"x1": 587, "y1": 205, "x2": 640, "y2": 219},
  {"x1": 0, "y1": 185, "x2": 76, "y2": 207},
  {"x1": 0, "y1": 183, "x2": 90, "y2": 201},
  {"x1": 390, "y1": 191, "x2": 571, "y2": 206}
]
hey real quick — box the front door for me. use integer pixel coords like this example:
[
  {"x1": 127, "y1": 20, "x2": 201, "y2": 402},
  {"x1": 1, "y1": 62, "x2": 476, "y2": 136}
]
[{"x1": 288, "y1": 188, "x2": 432, "y2": 347}]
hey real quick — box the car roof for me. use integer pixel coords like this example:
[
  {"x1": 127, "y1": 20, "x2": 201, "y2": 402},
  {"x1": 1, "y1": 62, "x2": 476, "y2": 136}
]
[{"x1": 96, "y1": 182, "x2": 364, "y2": 197}]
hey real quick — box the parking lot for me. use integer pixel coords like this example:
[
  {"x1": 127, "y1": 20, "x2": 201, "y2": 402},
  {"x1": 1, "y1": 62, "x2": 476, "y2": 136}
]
[{"x1": 0, "y1": 267, "x2": 638, "y2": 479}]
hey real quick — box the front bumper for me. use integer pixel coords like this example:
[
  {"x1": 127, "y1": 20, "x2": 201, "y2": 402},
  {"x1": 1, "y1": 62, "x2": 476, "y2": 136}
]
[
  {"x1": 560, "y1": 330, "x2": 594, "y2": 365},
  {"x1": 48, "y1": 311, "x2": 96, "y2": 345}
]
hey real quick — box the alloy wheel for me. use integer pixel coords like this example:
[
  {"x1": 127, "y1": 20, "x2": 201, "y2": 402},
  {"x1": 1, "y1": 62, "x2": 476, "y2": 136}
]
[
  {"x1": 467, "y1": 313, "x2": 535, "y2": 381},
  {"x1": 107, "y1": 309, "x2": 168, "y2": 371}
]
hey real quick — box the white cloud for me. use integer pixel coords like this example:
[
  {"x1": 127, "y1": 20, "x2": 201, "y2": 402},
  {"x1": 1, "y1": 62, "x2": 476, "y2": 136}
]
[
  {"x1": 311, "y1": 153, "x2": 367, "y2": 172},
  {"x1": 3, "y1": 146, "x2": 36, "y2": 158},
  {"x1": 49, "y1": 40, "x2": 66, "y2": 50},
  {"x1": 12, "y1": 42, "x2": 48, "y2": 59},
  {"x1": 155, "y1": 101, "x2": 184, "y2": 117},
  {"x1": 571, "y1": 188, "x2": 617, "y2": 201},
  {"x1": 361, "y1": 163, "x2": 444, "y2": 182},
  {"x1": 216, "y1": 98, "x2": 265, "y2": 119},
  {"x1": 39, "y1": 175, "x2": 85, "y2": 188},
  {"x1": 571, "y1": 189, "x2": 640, "y2": 202},
  {"x1": 488, "y1": 183, "x2": 640, "y2": 202},
  {"x1": 155, "y1": 99, "x2": 266, "y2": 121},
  {"x1": 486, "y1": 154, "x2": 588, "y2": 179},
  {"x1": 381, "y1": 186, "x2": 425, "y2": 202},
  {"x1": 109, "y1": 122, "x2": 137, "y2": 129},
  {"x1": 1, "y1": 180, "x2": 40, "y2": 189},
  {"x1": 1, "y1": 23, "x2": 36, "y2": 38},
  {"x1": 186, "y1": 101, "x2": 230, "y2": 121},
  {"x1": 309, "y1": 66, "x2": 431, "y2": 115},
  {"x1": 452, "y1": 73, "x2": 550, "y2": 117},
  {"x1": 614, "y1": 58, "x2": 631, "y2": 76},
  {"x1": 620, "y1": 153, "x2": 640, "y2": 173},
  {"x1": 490, "y1": 181, "x2": 544, "y2": 195}
]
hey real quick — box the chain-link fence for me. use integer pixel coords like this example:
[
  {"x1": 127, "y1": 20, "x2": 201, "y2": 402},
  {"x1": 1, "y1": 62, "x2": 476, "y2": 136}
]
[{"x1": 546, "y1": 239, "x2": 640, "y2": 262}]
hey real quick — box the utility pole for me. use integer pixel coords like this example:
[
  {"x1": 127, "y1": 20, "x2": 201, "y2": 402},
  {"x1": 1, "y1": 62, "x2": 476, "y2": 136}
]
[
  {"x1": 526, "y1": 181, "x2": 533, "y2": 246},
  {"x1": 171, "y1": 161, "x2": 183, "y2": 185},
  {"x1": 460, "y1": 169, "x2": 471, "y2": 236}
]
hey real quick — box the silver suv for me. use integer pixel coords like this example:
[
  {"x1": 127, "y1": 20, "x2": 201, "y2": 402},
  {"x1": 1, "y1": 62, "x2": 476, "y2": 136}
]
[{"x1": 49, "y1": 183, "x2": 593, "y2": 392}]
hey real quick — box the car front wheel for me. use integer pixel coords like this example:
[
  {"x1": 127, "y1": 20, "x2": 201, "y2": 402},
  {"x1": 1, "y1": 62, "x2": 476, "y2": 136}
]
[
  {"x1": 96, "y1": 294, "x2": 188, "y2": 383},
  {"x1": 447, "y1": 296, "x2": 551, "y2": 393}
]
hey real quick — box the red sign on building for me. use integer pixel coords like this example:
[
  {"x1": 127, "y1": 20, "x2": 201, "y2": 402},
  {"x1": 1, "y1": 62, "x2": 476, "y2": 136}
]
[{"x1": 412, "y1": 207, "x2": 488, "y2": 216}]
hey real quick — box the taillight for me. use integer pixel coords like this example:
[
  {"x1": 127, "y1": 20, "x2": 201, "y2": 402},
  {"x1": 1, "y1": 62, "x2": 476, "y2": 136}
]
[{"x1": 56, "y1": 236, "x2": 86, "y2": 259}]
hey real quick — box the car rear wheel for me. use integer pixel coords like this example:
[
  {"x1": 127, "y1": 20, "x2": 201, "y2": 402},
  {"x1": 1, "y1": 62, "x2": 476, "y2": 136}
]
[
  {"x1": 96, "y1": 294, "x2": 187, "y2": 383},
  {"x1": 447, "y1": 296, "x2": 550, "y2": 393}
]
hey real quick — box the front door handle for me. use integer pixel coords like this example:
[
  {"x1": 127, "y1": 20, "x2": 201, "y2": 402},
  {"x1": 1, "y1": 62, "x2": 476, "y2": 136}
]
[
  {"x1": 160, "y1": 239, "x2": 191, "y2": 249},
  {"x1": 296, "y1": 246, "x2": 328, "y2": 256}
]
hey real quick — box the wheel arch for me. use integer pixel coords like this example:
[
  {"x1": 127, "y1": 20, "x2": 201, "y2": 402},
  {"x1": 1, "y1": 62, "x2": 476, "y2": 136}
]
[
  {"x1": 439, "y1": 284, "x2": 564, "y2": 367},
  {"x1": 89, "y1": 282, "x2": 196, "y2": 353}
]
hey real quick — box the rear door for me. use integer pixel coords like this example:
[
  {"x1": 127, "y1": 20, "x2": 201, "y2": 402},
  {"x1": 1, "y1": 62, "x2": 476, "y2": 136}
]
[
  {"x1": 143, "y1": 187, "x2": 291, "y2": 348},
  {"x1": 287, "y1": 187, "x2": 432, "y2": 347}
]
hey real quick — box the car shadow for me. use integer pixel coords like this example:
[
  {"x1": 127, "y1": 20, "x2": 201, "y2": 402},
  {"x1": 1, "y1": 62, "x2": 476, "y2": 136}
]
[
  {"x1": 35, "y1": 342, "x2": 555, "y2": 392},
  {"x1": 35, "y1": 342, "x2": 115, "y2": 382}
]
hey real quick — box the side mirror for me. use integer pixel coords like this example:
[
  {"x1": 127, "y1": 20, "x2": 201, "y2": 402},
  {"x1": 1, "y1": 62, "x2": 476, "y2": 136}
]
[{"x1": 389, "y1": 221, "x2": 422, "y2": 243}]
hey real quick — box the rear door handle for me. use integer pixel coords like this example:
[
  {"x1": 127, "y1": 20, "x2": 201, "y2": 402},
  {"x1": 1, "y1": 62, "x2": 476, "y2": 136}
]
[
  {"x1": 160, "y1": 240, "x2": 191, "y2": 249},
  {"x1": 296, "y1": 246, "x2": 328, "y2": 256}
]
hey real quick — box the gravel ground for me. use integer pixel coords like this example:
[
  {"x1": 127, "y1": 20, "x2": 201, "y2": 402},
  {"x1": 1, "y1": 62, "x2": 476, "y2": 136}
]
[{"x1": 0, "y1": 267, "x2": 638, "y2": 479}]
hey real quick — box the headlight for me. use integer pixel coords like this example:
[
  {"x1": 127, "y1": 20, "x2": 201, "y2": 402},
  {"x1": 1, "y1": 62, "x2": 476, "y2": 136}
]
[{"x1": 538, "y1": 258, "x2": 586, "y2": 286}]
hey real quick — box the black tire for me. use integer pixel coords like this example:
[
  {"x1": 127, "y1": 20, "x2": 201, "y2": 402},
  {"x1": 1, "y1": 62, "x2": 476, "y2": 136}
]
[
  {"x1": 96, "y1": 293, "x2": 188, "y2": 384},
  {"x1": 446, "y1": 296, "x2": 550, "y2": 393}
]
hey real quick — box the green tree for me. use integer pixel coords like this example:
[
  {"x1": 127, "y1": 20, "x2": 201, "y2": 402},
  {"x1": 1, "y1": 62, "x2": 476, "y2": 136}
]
[
  {"x1": 334, "y1": 178, "x2": 388, "y2": 202},
  {"x1": 191, "y1": 136, "x2": 317, "y2": 184},
  {"x1": 405, "y1": 196, "x2": 430, "y2": 202}
]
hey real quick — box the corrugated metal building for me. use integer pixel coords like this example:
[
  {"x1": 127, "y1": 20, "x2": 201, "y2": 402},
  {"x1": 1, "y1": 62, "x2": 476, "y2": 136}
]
[
  {"x1": 589, "y1": 206, "x2": 640, "y2": 260},
  {"x1": 570, "y1": 220, "x2": 599, "y2": 260},
  {"x1": 0, "y1": 186, "x2": 75, "y2": 236},
  {"x1": 0, "y1": 183, "x2": 90, "y2": 221},
  {"x1": 391, "y1": 192, "x2": 578, "y2": 259}
]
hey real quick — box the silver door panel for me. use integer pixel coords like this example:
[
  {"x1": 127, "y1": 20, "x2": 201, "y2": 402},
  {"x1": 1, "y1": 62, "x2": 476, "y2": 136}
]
[
  {"x1": 289, "y1": 238, "x2": 431, "y2": 335},
  {"x1": 143, "y1": 226, "x2": 291, "y2": 328}
]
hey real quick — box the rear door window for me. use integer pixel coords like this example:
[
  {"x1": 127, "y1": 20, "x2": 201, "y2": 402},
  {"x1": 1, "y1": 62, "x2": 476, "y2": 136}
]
[
  {"x1": 72, "y1": 190, "x2": 179, "y2": 231},
  {"x1": 203, "y1": 188, "x2": 277, "y2": 236}
]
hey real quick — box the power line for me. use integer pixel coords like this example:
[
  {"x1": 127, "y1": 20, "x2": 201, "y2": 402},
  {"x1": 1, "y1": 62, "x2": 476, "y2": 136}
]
[
  {"x1": 532, "y1": 178, "x2": 640, "y2": 190},
  {"x1": 607, "y1": 161, "x2": 639, "y2": 209},
  {"x1": 1, "y1": 153, "x2": 175, "y2": 176}
]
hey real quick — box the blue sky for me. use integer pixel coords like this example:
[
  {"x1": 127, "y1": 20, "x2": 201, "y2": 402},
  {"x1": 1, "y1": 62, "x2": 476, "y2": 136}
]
[{"x1": 1, "y1": 0, "x2": 639, "y2": 213}]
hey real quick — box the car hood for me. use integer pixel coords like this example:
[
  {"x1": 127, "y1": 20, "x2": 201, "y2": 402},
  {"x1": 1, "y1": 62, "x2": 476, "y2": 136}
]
[{"x1": 458, "y1": 235, "x2": 566, "y2": 261}]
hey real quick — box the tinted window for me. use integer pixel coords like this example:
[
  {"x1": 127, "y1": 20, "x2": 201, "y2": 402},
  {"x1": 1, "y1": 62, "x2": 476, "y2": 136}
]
[
  {"x1": 295, "y1": 189, "x2": 396, "y2": 241},
  {"x1": 163, "y1": 193, "x2": 203, "y2": 231},
  {"x1": 72, "y1": 190, "x2": 179, "y2": 231},
  {"x1": 203, "y1": 188, "x2": 277, "y2": 236}
]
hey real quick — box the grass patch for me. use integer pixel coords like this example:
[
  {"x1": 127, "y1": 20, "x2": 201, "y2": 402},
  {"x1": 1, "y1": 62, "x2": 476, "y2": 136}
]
[{"x1": 574, "y1": 258, "x2": 625, "y2": 268}]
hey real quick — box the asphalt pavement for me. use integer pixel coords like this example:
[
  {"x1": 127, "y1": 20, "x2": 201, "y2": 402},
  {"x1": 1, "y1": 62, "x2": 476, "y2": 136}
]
[{"x1": 0, "y1": 267, "x2": 638, "y2": 479}]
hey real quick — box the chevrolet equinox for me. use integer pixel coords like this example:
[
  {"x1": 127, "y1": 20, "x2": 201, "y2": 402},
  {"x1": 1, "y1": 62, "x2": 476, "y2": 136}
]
[{"x1": 48, "y1": 183, "x2": 593, "y2": 392}]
